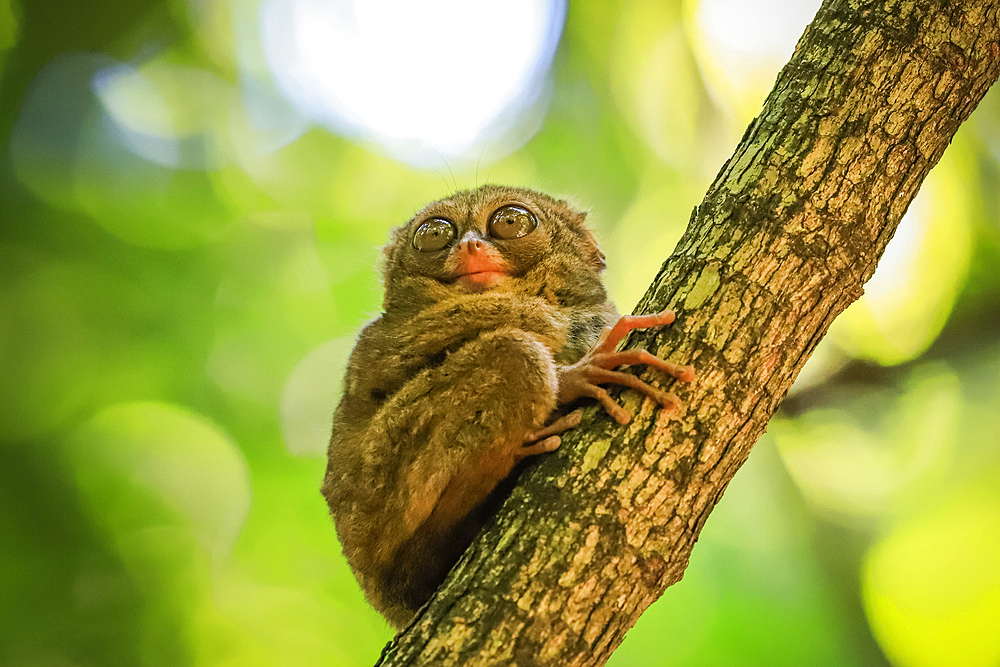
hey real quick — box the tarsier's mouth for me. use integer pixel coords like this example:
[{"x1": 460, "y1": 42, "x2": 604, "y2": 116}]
[
  {"x1": 454, "y1": 269, "x2": 509, "y2": 285},
  {"x1": 451, "y1": 268, "x2": 511, "y2": 291},
  {"x1": 455, "y1": 269, "x2": 509, "y2": 278},
  {"x1": 452, "y1": 256, "x2": 510, "y2": 282}
]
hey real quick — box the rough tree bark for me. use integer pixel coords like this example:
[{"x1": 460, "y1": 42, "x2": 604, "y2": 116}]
[{"x1": 377, "y1": 1, "x2": 1000, "y2": 664}]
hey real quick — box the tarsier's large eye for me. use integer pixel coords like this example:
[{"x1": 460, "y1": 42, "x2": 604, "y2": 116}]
[
  {"x1": 412, "y1": 218, "x2": 456, "y2": 252},
  {"x1": 488, "y1": 205, "x2": 537, "y2": 240}
]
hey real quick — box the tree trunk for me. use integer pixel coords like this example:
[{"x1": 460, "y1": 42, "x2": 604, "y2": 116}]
[{"x1": 377, "y1": 1, "x2": 1000, "y2": 664}]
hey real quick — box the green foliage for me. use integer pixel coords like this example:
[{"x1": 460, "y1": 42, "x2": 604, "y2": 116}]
[{"x1": 1, "y1": 0, "x2": 999, "y2": 664}]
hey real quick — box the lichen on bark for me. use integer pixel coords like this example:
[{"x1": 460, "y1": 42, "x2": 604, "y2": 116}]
[{"x1": 377, "y1": 1, "x2": 1000, "y2": 664}]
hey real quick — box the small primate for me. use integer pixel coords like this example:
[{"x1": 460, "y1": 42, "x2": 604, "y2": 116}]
[{"x1": 321, "y1": 185, "x2": 694, "y2": 627}]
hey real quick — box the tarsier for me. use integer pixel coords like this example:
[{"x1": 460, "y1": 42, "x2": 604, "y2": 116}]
[{"x1": 322, "y1": 185, "x2": 694, "y2": 628}]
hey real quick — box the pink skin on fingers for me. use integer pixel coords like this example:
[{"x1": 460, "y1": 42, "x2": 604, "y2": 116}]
[
  {"x1": 521, "y1": 435, "x2": 561, "y2": 457},
  {"x1": 583, "y1": 384, "x2": 631, "y2": 424},
  {"x1": 600, "y1": 309, "x2": 676, "y2": 352},
  {"x1": 585, "y1": 366, "x2": 678, "y2": 408},
  {"x1": 524, "y1": 410, "x2": 582, "y2": 445},
  {"x1": 596, "y1": 349, "x2": 695, "y2": 382},
  {"x1": 520, "y1": 409, "x2": 582, "y2": 459},
  {"x1": 558, "y1": 308, "x2": 691, "y2": 423}
]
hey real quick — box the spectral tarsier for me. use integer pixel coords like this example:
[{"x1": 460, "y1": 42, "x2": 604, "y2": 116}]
[{"x1": 321, "y1": 185, "x2": 694, "y2": 628}]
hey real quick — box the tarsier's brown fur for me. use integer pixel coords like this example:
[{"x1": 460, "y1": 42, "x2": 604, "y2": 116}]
[{"x1": 322, "y1": 186, "x2": 692, "y2": 627}]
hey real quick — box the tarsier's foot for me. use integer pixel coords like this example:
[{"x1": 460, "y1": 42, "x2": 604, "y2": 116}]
[
  {"x1": 520, "y1": 410, "x2": 583, "y2": 457},
  {"x1": 557, "y1": 309, "x2": 695, "y2": 425}
]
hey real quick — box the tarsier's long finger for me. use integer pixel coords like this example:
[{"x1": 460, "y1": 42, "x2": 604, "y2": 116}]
[
  {"x1": 521, "y1": 435, "x2": 562, "y2": 457},
  {"x1": 597, "y1": 348, "x2": 695, "y2": 382},
  {"x1": 583, "y1": 384, "x2": 631, "y2": 425},
  {"x1": 524, "y1": 410, "x2": 582, "y2": 445},
  {"x1": 585, "y1": 367, "x2": 682, "y2": 410},
  {"x1": 599, "y1": 309, "x2": 676, "y2": 352}
]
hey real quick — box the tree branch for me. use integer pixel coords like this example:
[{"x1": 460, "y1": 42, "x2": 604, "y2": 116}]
[{"x1": 377, "y1": 1, "x2": 1000, "y2": 664}]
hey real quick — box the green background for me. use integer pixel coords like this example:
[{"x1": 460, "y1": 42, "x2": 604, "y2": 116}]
[{"x1": 2, "y1": 0, "x2": 999, "y2": 665}]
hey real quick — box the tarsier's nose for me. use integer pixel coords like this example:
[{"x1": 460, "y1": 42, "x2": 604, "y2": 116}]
[{"x1": 459, "y1": 231, "x2": 486, "y2": 255}]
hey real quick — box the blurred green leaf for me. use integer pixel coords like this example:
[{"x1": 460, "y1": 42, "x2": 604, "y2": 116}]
[{"x1": 2, "y1": 0, "x2": 999, "y2": 664}]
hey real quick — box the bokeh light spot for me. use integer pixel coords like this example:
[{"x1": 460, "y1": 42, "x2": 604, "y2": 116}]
[
  {"x1": 687, "y1": 0, "x2": 821, "y2": 119},
  {"x1": 93, "y1": 60, "x2": 234, "y2": 170},
  {"x1": 609, "y1": 0, "x2": 701, "y2": 168},
  {"x1": 9, "y1": 53, "x2": 109, "y2": 211},
  {"x1": 68, "y1": 401, "x2": 252, "y2": 563},
  {"x1": 259, "y1": 0, "x2": 566, "y2": 165},
  {"x1": 775, "y1": 367, "x2": 959, "y2": 523},
  {"x1": 280, "y1": 338, "x2": 355, "y2": 457},
  {"x1": 10, "y1": 53, "x2": 234, "y2": 249},
  {"x1": 0, "y1": 0, "x2": 18, "y2": 53},
  {"x1": 830, "y1": 149, "x2": 973, "y2": 365},
  {"x1": 208, "y1": 231, "x2": 339, "y2": 406},
  {"x1": 863, "y1": 489, "x2": 1000, "y2": 667}
]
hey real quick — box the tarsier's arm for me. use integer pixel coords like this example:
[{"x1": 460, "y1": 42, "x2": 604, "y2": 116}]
[{"x1": 382, "y1": 293, "x2": 573, "y2": 376}]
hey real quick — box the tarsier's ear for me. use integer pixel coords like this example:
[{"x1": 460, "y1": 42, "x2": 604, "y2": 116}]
[
  {"x1": 386, "y1": 227, "x2": 409, "y2": 258},
  {"x1": 582, "y1": 228, "x2": 607, "y2": 272},
  {"x1": 554, "y1": 202, "x2": 606, "y2": 271},
  {"x1": 380, "y1": 227, "x2": 404, "y2": 275}
]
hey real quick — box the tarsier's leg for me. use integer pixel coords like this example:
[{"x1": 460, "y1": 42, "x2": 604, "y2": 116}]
[
  {"x1": 382, "y1": 411, "x2": 582, "y2": 620},
  {"x1": 363, "y1": 328, "x2": 562, "y2": 616},
  {"x1": 558, "y1": 309, "x2": 695, "y2": 424}
]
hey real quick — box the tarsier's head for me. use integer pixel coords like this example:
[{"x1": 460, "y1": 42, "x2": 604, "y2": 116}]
[{"x1": 382, "y1": 185, "x2": 607, "y2": 312}]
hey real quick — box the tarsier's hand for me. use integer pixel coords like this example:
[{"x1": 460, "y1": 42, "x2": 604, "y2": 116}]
[{"x1": 557, "y1": 309, "x2": 695, "y2": 424}]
